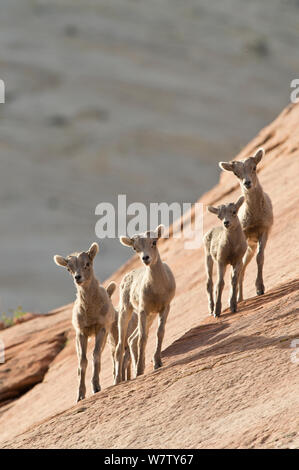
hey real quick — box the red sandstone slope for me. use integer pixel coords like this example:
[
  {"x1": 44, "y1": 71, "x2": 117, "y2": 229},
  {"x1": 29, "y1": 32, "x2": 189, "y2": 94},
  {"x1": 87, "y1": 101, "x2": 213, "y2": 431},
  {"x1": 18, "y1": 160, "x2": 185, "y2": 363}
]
[{"x1": 0, "y1": 103, "x2": 298, "y2": 448}]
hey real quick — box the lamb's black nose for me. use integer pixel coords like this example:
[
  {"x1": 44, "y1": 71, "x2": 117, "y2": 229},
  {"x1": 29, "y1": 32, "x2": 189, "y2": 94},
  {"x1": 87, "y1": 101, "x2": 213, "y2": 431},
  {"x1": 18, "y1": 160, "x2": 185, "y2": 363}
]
[
  {"x1": 224, "y1": 221, "x2": 230, "y2": 228},
  {"x1": 244, "y1": 180, "x2": 251, "y2": 188},
  {"x1": 142, "y1": 255, "x2": 150, "y2": 262},
  {"x1": 75, "y1": 275, "x2": 82, "y2": 282}
]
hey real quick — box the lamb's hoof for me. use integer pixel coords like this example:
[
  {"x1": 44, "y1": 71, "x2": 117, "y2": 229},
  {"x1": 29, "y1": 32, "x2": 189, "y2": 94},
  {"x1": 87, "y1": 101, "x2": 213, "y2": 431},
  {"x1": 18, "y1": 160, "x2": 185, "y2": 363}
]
[
  {"x1": 114, "y1": 374, "x2": 122, "y2": 385},
  {"x1": 77, "y1": 395, "x2": 85, "y2": 403},
  {"x1": 92, "y1": 386, "x2": 101, "y2": 394},
  {"x1": 153, "y1": 359, "x2": 162, "y2": 370},
  {"x1": 213, "y1": 312, "x2": 220, "y2": 318},
  {"x1": 257, "y1": 288, "x2": 265, "y2": 296},
  {"x1": 230, "y1": 304, "x2": 237, "y2": 313}
]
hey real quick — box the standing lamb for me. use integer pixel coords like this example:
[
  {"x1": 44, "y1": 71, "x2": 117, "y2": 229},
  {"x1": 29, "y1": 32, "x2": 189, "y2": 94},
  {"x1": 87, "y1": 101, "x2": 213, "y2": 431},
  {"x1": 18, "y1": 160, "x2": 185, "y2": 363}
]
[
  {"x1": 204, "y1": 196, "x2": 247, "y2": 317},
  {"x1": 219, "y1": 148, "x2": 273, "y2": 301},
  {"x1": 54, "y1": 243, "x2": 117, "y2": 402},
  {"x1": 114, "y1": 225, "x2": 176, "y2": 384}
]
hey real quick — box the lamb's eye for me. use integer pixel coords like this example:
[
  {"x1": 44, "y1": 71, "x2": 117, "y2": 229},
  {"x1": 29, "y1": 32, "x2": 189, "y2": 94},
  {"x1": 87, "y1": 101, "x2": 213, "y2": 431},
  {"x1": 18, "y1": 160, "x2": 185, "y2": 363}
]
[
  {"x1": 152, "y1": 240, "x2": 157, "y2": 247},
  {"x1": 86, "y1": 262, "x2": 90, "y2": 268},
  {"x1": 233, "y1": 210, "x2": 237, "y2": 216},
  {"x1": 253, "y1": 166, "x2": 256, "y2": 172}
]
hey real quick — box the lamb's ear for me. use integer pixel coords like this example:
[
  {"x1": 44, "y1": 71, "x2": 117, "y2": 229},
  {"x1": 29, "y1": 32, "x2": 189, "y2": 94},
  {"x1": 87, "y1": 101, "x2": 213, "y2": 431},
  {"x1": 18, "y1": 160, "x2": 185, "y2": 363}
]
[
  {"x1": 253, "y1": 147, "x2": 264, "y2": 165},
  {"x1": 120, "y1": 236, "x2": 133, "y2": 247},
  {"x1": 54, "y1": 255, "x2": 68, "y2": 267},
  {"x1": 207, "y1": 205, "x2": 219, "y2": 215},
  {"x1": 88, "y1": 242, "x2": 99, "y2": 260},
  {"x1": 235, "y1": 196, "x2": 245, "y2": 211},
  {"x1": 155, "y1": 224, "x2": 165, "y2": 239},
  {"x1": 219, "y1": 161, "x2": 234, "y2": 172}
]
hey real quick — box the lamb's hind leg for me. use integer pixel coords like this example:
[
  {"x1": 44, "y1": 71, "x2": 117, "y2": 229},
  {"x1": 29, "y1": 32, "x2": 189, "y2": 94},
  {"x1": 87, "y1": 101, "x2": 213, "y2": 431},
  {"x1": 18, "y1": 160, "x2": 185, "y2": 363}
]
[
  {"x1": 76, "y1": 332, "x2": 88, "y2": 402},
  {"x1": 109, "y1": 340, "x2": 116, "y2": 383},
  {"x1": 108, "y1": 321, "x2": 118, "y2": 382},
  {"x1": 92, "y1": 327, "x2": 107, "y2": 394},
  {"x1": 125, "y1": 348, "x2": 132, "y2": 381},
  {"x1": 122, "y1": 347, "x2": 131, "y2": 381},
  {"x1": 238, "y1": 241, "x2": 257, "y2": 302},
  {"x1": 256, "y1": 232, "x2": 268, "y2": 296},
  {"x1": 205, "y1": 254, "x2": 214, "y2": 315},
  {"x1": 153, "y1": 305, "x2": 170, "y2": 370},
  {"x1": 114, "y1": 305, "x2": 133, "y2": 385},
  {"x1": 128, "y1": 328, "x2": 139, "y2": 376},
  {"x1": 123, "y1": 313, "x2": 138, "y2": 380},
  {"x1": 136, "y1": 309, "x2": 148, "y2": 377}
]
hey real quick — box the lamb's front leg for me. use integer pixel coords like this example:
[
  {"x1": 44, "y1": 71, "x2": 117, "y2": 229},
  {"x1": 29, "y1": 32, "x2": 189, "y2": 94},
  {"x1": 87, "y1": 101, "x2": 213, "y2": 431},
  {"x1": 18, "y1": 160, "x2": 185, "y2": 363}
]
[
  {"x1": 230, "y1": 261, "x2": 242, "y2": 313},
  {"x1": 238, "y1": 241, "x2": 257, "y2": 302},
  {"x1": 205, "y1": 254, "x2": 214, "y2": 315},
  {"x1": 256, "y1": 232, "x2": 268, "y2": 296},
  {"x1": 136, "y1": 309, "x2": 148, "y2": 377},
  {"x1": 76, "y1": 332, "x2": 88, "y2": 402},
  {"x1": 153, "y1": 305, "x2": 170, "y2": 370},
  {"x1": 213, "y1": 262, "x2": 226, "y2": 318},
  {"x1": 92, "y1": 327, "x2": 107, "y2": 394}
]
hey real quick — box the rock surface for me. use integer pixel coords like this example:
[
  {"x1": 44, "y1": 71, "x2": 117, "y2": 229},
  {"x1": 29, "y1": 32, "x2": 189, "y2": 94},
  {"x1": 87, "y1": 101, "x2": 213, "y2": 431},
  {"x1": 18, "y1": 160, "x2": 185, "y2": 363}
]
[{"x1": 0, "y1": 103, "x2": 298, "y2": 448}]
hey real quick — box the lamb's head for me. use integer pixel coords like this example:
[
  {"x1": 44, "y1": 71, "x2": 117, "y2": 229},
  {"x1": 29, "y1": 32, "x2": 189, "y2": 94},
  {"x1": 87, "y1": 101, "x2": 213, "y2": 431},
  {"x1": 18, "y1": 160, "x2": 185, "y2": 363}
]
[
  {"x1": 219, "y1": 148, "x2": 264, "y2": 192},
  {"x1": 208, "y1": 196, "x2": 244, "y2": 230},
  {"x1": 54, "y1": 242, "x2": 99, "y2": 286},
  {"x1": 120, "y1": 225, "x2": 164, "y2": 267}
]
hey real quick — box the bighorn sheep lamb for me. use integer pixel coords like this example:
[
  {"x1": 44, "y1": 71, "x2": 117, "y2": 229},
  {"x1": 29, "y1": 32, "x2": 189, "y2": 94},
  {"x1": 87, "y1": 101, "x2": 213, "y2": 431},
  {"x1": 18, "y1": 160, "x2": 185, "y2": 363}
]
[
  {"x1": 54, "y1": 243, "x2": 117, "y2": 402},
  {"x1": 114, "y1": 225, "x2": 176, "y2": 384},
  {"x1": 219, "y1": 148, "x2": 273, "y2": 300},
  {"x1": 204, "y1": 196, "x2": 247, "y2": 317}
]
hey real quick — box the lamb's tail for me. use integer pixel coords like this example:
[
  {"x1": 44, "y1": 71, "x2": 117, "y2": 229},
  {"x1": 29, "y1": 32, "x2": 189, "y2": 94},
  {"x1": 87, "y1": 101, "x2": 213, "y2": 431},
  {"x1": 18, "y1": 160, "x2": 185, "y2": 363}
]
[{"x1": 106, "y1": 281, "x2": 117, "y2": 298}]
